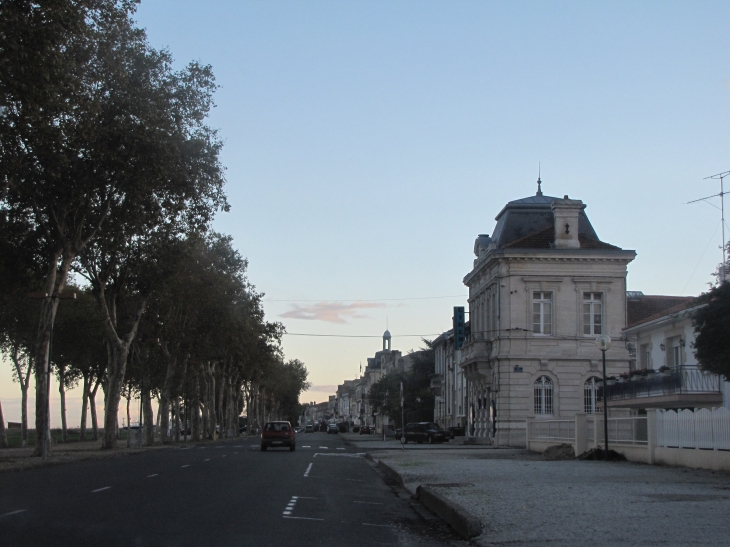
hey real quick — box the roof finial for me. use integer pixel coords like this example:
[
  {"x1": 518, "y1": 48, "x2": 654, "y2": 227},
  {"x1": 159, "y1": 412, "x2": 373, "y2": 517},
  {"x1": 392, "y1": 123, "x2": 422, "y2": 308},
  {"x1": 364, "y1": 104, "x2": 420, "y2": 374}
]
[{"x1": 536, "y1": 162, "x2": 543, "y2": 196}]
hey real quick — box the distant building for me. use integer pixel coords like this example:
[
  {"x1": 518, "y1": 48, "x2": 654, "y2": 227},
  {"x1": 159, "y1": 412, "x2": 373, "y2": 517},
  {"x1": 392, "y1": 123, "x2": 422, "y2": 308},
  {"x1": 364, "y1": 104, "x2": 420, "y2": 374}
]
[
  {"x1": 432, "y1": 328, "x2": 467, "y2": 430},
  {"x1": 461, "y1": 183, "x2": 636, "y2": 446}
]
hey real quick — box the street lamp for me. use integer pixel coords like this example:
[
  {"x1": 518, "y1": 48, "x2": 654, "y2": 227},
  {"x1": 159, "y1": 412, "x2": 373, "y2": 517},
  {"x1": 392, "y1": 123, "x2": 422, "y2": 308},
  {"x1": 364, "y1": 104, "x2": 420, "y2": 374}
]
[{"x1": 595, "y1": 334, "x2": 612, "y2": 455}]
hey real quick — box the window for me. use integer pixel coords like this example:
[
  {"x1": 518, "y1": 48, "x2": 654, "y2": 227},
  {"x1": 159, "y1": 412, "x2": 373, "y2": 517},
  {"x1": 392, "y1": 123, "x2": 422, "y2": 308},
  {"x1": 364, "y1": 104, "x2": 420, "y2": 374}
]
[
  {"x1": 640, "y1": 344, "x2": 650, "y2": 370},
  {"x1": 669, "y1": 337, "x2": 682, "y2": 368},
  {"x1": 534, "y1": 376, "x2": 553, "y2": 415},
  {"x1": 533, "y1": 292, "x2": 553, "y2": 335},
  {"x1": 583, "y1": 292, "x2": 602, "y2": 335},
  {"x1": 584, "y1": 377, "x2": 601, "y2": 414}
]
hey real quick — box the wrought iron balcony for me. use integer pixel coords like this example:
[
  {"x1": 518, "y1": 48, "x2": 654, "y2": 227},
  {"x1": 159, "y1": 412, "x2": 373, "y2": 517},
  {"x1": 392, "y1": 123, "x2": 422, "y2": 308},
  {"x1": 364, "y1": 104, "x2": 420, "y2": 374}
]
[{"x1": 601, "y1": 366, "x2": 722, "y2": 409}]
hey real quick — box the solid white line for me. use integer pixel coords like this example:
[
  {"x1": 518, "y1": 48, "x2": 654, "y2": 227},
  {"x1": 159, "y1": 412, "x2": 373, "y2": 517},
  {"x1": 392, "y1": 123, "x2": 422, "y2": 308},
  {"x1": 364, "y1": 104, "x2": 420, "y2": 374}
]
[
  {"x1": 0, "y1": 510, "x2": 26, "y2": 518},
  {"x1": 147, "y1": 474, "x2": 158, "y2": 478},
  {"x1": 303, "y1": 463, "x2": 313, "y2": 477},
  {"x1": 92, "y1": 487, "x2": 110, "y2": 493},
  {"x1": 354, "y1": 501, "x2": 383, "y2": 505},
  {"x1": 283, "y1": 516, "x2": 324, "y2": 521}
]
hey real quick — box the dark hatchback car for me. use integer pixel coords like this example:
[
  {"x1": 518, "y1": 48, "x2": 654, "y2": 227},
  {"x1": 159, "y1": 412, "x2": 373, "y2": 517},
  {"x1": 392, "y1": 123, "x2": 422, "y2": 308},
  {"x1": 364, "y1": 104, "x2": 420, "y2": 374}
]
[
  {"x1": 326, "y1": 423, "x2": 339, "y2": 434},
  {"x1": 261, "y1": 421, "x2": 295, "y2": 451},
  {"x1": 359, "y1": 425, "x2": 372, "y2": 435},
  {"x1": 402, "y1": 422, "x2": 449, "y2": 444}
]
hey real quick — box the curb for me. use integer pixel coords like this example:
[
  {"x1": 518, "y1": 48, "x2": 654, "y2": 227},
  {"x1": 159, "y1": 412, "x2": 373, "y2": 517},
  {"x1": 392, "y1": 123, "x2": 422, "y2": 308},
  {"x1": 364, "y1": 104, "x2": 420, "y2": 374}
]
[
  {"x1": 416, "y1": 485, "x2": 482, "y2": 539},
  {"x1": 367, "y1": 452, "x2": 482, "y2": 540}
]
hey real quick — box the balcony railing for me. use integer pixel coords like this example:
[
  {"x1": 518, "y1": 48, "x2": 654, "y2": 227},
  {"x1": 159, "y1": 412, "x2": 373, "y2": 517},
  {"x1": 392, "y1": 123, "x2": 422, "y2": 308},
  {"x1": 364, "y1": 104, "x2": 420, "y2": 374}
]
[{"x1": 603, "y1": 366, "x2": 721, "y2": 402}]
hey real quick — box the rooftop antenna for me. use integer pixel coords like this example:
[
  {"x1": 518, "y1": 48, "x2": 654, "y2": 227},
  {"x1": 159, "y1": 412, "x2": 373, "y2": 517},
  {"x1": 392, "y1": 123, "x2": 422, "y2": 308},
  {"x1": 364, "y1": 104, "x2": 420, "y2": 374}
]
[
  {"x1": 688, "y1": 170, "x2": 728, "y2": 283},
  {"x1": 536, "y1": 162, "x2": 543, "y2": 196}
]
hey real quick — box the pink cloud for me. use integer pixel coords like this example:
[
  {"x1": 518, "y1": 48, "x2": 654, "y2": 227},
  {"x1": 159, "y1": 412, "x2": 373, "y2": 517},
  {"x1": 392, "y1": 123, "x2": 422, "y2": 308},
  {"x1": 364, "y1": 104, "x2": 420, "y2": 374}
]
[{"x1": 280, "y1": 301, "x2": 385, "y2": 323}]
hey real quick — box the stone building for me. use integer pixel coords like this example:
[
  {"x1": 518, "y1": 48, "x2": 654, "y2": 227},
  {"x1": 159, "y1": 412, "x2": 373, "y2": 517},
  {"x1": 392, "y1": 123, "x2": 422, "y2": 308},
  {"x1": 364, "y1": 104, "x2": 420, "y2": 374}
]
[
  {"x1": 432, "y1": 328, "x2": 467, "y2": 430},
  {"x1": 461, "y1": 183, "x2": 636, "y2": 446}
]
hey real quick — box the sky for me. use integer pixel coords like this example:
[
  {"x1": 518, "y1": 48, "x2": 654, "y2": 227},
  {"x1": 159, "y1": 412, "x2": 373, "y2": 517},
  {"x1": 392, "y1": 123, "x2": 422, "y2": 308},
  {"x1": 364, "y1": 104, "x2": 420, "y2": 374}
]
[{"x1": 3, "y1": 1, "x2": 730, "y2": 424}]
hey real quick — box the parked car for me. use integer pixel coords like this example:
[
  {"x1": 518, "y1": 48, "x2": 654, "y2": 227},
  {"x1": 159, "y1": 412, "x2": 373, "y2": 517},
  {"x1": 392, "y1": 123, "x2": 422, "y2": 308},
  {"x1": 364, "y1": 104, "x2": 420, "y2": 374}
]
[
  {"x1": 395, "y1": 427, "x2": 403, "y2": 441},
  {"x1": 327, "y1": 423, "x2": 339, "y2": 434},
  {"x1": 447, "y1": 426, "x2": 465, "y2": 439},
  {"x1": 402, "y1": 422, "x2": 449, "y2": 444},
  {"x1": 260, "y1": 421, "x2": 295, "y2": 451},
  {"x1": 352, "y1": 425, "x2": 360, "y2": 433},
  {"x1": 304, "y1": 424, "x2": 313, "y2": 433},
  {"x1": 337, "y1": 422, "x2": 349, "y2": 433},
  {"x1": 319, "y1": 422, "x2": 328, "y2": 432},
  {"x1": 359, "y1": 425, "x2": 372, "y2": 435}
]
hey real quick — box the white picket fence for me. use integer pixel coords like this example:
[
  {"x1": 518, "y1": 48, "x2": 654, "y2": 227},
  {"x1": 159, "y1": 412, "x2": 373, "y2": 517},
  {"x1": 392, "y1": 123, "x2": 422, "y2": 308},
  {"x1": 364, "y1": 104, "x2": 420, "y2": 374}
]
[{"x1": 657, "y1": 408, "x2": 730, "y2": 450}]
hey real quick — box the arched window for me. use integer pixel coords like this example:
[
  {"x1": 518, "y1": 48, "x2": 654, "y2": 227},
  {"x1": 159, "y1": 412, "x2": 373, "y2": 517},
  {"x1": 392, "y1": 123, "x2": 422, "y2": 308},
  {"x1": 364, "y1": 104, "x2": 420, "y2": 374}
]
[
  {"x1": 534, "y1": 376, "x2": 553, "y2": 415},
  {"x1": 584, "y1": 377, "x2": 601, "y2": 414}
]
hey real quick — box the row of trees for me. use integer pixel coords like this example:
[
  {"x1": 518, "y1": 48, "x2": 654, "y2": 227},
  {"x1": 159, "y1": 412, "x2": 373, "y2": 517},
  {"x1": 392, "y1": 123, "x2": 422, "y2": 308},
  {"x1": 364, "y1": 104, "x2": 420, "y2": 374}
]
[{"x1": 0, "y1": 1, "x2": 308, "y2": 453}]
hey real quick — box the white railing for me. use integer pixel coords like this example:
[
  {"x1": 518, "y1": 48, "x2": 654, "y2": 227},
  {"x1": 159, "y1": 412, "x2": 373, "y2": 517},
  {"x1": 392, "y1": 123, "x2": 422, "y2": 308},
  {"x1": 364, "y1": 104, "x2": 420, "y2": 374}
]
[
  {"x1": 530, "y1": 419, "x2": 575, "y2": 441},
  {"x1": 657, "y1": 408, "x2": 730, "y2": 450},
  {"x1": 595, "y1": 417, "x2": 648, "y2": 445}
]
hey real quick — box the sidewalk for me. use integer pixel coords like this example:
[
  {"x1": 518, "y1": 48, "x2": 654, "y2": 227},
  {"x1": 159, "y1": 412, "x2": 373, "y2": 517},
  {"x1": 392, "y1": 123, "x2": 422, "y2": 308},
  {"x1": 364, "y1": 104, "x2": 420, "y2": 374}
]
[
  {"x1": 367, "y1": 446, "x2": 730, "y2": 547},
  {"x1": 340, "y1": 433, "x2": 491, "y2": 450}
]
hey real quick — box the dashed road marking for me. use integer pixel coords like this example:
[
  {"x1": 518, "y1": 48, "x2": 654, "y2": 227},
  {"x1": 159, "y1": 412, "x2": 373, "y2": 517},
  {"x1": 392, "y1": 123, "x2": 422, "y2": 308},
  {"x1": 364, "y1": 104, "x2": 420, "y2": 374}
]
[
  {"x1": 303, "y1": 463, "x2": 313, "y2": 477},
  {"x1": 283, "y1": 516, "x2": 324, "y2": 521},
  {"x1": 92, "y1": 487, "x2": 111, "y2": 493},
  {"x1": 318, "y1": 446, "x2": 328, "y2": 449},
  {"x1": 181, "y1": 465, "x2": 190, "y2": 468},
  {"x1": 205, "y1": 459, "x2": 210, "y2": 461},
  {"x1": 302, "y1": 445, "x2": 311, "y2": 448},
  {"x1": 147, "y1": 474, "x2": 158, "y2": 478},
  {"x1": 0, "y1": 510, "x2": 26, "y2": 518},
  {"x1": 336, "y1": 448, "x2": 345, "y2": 450},
  {"x1": 363, "y1": 523, "x2": 392, "y2": 527}
]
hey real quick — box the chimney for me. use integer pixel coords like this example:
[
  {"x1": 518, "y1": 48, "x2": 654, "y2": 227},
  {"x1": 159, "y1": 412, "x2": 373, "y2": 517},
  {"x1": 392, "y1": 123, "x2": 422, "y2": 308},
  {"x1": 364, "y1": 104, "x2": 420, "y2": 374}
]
[{"x1": 551, "y1": 195, "x2": 584, "y2": 249}]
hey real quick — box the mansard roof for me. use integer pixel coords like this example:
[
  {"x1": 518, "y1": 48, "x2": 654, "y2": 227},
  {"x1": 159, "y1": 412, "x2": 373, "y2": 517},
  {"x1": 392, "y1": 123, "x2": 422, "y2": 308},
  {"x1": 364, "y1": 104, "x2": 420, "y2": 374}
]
[
  {"x1": 490, "y1": 193, "x2": 601, "y2": 249},
  {"x1": 504, "y1": 225, "x2": 620, "y2": 250}
]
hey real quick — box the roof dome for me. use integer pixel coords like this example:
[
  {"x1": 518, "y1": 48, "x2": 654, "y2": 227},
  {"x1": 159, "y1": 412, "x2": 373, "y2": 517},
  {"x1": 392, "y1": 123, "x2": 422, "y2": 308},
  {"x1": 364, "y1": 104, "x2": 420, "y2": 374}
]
[{"x1": 383, "y1": 330, "x2": 391, "y2": 339}]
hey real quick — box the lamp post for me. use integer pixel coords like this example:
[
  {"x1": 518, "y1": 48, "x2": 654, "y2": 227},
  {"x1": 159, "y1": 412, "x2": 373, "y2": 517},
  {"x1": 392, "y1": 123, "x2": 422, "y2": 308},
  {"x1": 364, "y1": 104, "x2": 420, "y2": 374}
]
[{"x1": 595, "y1": 334, "x2": 612, "y2": 455}]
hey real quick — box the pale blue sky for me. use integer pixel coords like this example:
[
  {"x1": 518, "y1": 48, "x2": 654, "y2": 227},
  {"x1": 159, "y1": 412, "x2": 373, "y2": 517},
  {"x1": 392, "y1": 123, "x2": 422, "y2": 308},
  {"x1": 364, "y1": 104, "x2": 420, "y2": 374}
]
[{"x1": 3, "y1": 1, "x2": 730, "y2": 420}]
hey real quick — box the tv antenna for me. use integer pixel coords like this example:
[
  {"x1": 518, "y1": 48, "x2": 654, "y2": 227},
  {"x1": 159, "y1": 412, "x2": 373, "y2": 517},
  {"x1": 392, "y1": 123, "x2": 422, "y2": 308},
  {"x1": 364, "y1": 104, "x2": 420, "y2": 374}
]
[{"x1": 688, "y1": 171, "x2": 728, "y2": 283}]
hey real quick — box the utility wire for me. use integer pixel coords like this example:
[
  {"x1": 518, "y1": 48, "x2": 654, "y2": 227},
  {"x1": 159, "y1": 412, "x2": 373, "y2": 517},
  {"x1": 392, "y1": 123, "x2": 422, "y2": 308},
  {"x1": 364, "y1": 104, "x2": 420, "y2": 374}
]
[{"x1": 266, "y1": 295, "x2": 467, "y2": 303}]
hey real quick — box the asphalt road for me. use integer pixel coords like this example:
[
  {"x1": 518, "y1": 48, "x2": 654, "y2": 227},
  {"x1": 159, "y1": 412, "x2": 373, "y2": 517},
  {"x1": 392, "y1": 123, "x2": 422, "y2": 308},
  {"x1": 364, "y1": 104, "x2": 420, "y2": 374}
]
[{"x1": 0, "y1": 432, "x2": 461, "y2": 547}]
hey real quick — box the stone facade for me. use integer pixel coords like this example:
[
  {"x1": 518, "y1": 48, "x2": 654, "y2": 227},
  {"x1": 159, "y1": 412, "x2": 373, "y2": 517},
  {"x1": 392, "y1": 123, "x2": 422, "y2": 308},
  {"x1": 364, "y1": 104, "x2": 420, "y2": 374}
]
[
  {"x1": 432, "y1": 328, "x2": 467, "y2": 429},
  {"x1": 461, "y1": 189, "x2": 636, "y2": 447}
]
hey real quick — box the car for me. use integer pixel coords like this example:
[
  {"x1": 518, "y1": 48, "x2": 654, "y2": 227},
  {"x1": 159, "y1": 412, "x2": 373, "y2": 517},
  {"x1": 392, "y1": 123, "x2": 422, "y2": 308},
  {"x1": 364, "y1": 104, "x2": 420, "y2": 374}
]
[
  {"x1": 337, "y1": 422, "x2": 349, "y2": 433},
  {"x1": 260, "y1": 421, "x2": 295, "y2": 451},
  {"x1": 305, "y1": 424, "x2": 313, "y2": 433},
  {"x1": 402, "y1": 422, "x2": 449, "y2": 444},
  {"x1": 447, "y1": 425, "x2": 465, "y2": 439},
  {"x1": 359, "y1": 425, "x2": 372, "y2": 435},
  {"x1": 352, "y1": 425, "x2": 360, "y2": 433},
  {"x1": 327, "y1": 423, "x2": 339, "y2": 434}
]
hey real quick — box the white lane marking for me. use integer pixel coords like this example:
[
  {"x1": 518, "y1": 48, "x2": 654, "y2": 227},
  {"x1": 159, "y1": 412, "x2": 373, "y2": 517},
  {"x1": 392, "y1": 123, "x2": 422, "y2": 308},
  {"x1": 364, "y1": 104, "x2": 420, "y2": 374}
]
[
  {"x1": 147, "y1": 474, "x2": 158, "y2": 478},
  {"x1": 336, "y1": 448, "x2": 345, "y2": 450},
  {"x1": 222, "y1": 455, "x2": 227, "y2": 458},
  {"x1": 0, "y1": 510, "x2": 26, "y2": 518},
  {"x1": 318, "y1": 446, "x2": 328, "y2": 449},
  {"x1": 302, "y1": 445, "x2": 311, "y2": 448},
  {"x1": 363, "y1": 523, "x2": 392, "y2": 527},
  {"x1": 181, "y1": 465, "x2": 190, "y2": 468},
  {"x1": 354, "y1": 501, "x2": 383, "y2": 505},
  {"x1": 283, "y1": 516, "x2": 324, "y2": 521},
  {"x1": 295, "y1": 496, "x2": 318, "y2": 499},
  {"x1": 205, "y1": 459, "x2": 210, "y2": 461},
  {"x1": 283, "y1": 511, "x2": 292, "y2": 515},
  {"x1": 92, "y1": 487, "x2": 111, "y2": 493},
  {"x1": 303, "y1": 463, "x2": 313, "y2": 477},
  {"x1": 313, "y1": 452, "x2": 364, "y2": 458}
]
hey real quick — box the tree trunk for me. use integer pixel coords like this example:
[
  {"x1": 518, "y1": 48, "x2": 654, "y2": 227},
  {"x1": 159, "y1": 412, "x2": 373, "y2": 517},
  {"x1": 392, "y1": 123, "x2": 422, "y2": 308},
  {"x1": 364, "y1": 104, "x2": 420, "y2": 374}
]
[
  {"x1": 173, "y1": 397, "x2": 181, "y2": 443},
  {"x1": 90, "y1": 378, "x2": 101, "y2": 441},
  {"x1": 80, "y1": 374, "x2": 90, "y2": 441},
  {"x1": 191, "y1": 368, "x2": 201, "y2": 442},
  {"x1": 11, "y1": 346, "x2": 30, "y2": 447},
  {"x1": 98, "y1": 291, "x2": 145, "y2": 450},
  {"x1": 142, "y1": 387, "x2": 154, "y2": 446},
  {"x1": 58, "y1": 364, "x2": 67, "y2": 443},
  {"x1": 126, "y1": 390, "x2": 131, "y2": 448},
  {"x1": 0, "y1": 400, "x2": 9, "y2": 448},
  {"x1": 32, "y1": 250, "x2": 72, "y2": 457}
]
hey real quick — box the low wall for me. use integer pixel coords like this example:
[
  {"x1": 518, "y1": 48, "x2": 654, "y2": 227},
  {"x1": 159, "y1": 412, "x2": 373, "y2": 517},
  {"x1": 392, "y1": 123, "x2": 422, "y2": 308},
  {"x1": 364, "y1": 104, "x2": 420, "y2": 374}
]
[
  {"x1": 655, "y1": 447, "x2": 730, "y2": 472},
  {"x1": 527, "y1": 439, "x2": 573, "y2": 455}
]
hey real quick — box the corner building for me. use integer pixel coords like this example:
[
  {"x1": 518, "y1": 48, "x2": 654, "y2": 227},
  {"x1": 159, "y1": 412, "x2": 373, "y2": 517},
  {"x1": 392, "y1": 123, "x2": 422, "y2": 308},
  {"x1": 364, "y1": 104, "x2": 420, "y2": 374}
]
[{"x1": 461, "y1": 185, "x2": 636, "y2": 446}]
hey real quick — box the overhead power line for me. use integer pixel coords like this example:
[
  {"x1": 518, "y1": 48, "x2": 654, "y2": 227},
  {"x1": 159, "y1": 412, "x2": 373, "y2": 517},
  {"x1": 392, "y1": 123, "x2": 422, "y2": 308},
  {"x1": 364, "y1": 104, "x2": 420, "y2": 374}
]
[
  {"x1": 265, "y1": 295, "x2": 467, "y2": 303},
  {"x1": 283, "y1": 333, "x2": 440, "y2": 338}
]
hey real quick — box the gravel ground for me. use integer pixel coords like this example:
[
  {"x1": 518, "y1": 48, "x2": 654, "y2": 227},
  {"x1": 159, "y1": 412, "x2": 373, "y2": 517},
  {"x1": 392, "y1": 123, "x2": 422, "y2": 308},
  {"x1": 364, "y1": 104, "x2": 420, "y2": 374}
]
[{"x1": 370, "y1": 448, "x2": 730, "y2": 547}]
